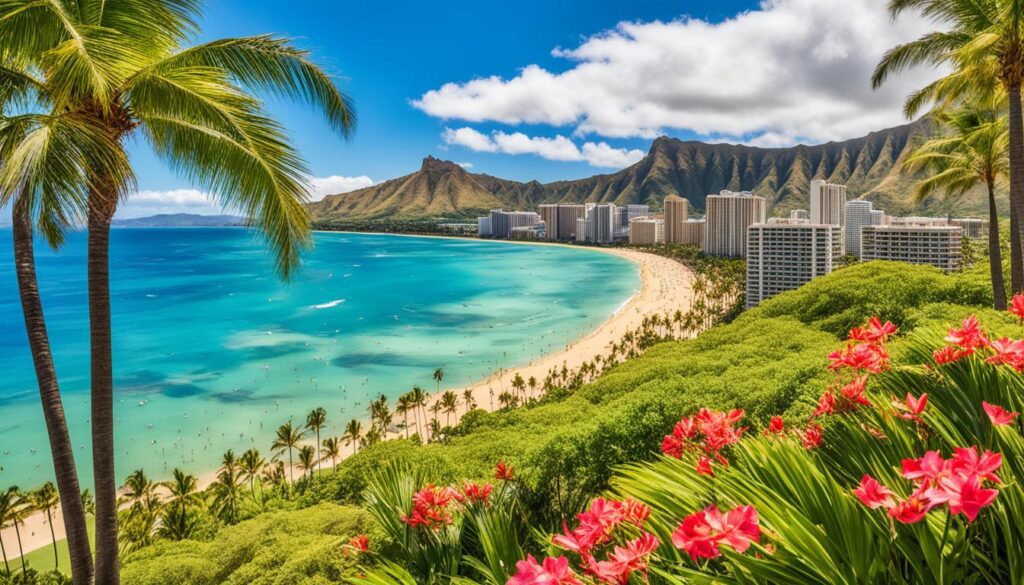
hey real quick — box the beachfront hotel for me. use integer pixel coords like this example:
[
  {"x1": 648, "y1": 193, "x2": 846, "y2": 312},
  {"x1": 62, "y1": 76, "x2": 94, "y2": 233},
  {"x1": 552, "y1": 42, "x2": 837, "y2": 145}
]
[
  {"x1": 703, "y1": 190, "x2": 766, "y2": 258},
  {"x1": 844, "y1": 199, "x2": 885, "y2": 258},
  {"x1": 746, "y1": 220, "x2": 842, "y2": 307},
  {"x1": 539, "y1": 203, "x2": 587, "y2": 240},
  {"x1": 617, "y1": 204, "x2": 652, "y2": 239},
  {"x1": 483, "y1": 209, "x2": 543, "y2": 239},
  {"x1": 663, "y1": 195, "x2": 689, "y2": 243},
  {"x1": 681, "y1": 219, "x2": 705, "y2": 246},
  {"x1": 951, "y1": 218, "x2": 989, "y2": 239},
  {"x1": 861, "y1": 223, "x2": 963, "y2": 272},
  {"x1": 790, "y1": 209, "x2": 809, "y2": 221},
  {"x1": 628, "y1": 216, "x2": 664, "y2": 245},
  {"x1": 810, "y1": 180, "x2": 847, "y2": 227}
]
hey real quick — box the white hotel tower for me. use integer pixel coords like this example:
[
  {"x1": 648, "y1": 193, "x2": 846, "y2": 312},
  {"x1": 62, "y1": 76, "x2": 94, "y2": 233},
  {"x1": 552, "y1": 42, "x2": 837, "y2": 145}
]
[
  {"x1": 844, "y1": 199, "x2": 885, "y2": 258},
  {"x1": 703, "y1": 190, "x2": 766, "y2": 258},
  {"x1": 810, "y1": 180, "x2": 847, "y2": 227}
]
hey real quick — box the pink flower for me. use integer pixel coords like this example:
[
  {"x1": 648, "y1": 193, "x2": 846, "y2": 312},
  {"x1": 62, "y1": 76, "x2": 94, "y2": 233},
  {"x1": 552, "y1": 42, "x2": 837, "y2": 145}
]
[
  {"x1": 1011, "y1": 293, "x2": 1024, "y2": 323},
  {"x1": 983, "y1": 401, "x2": 1019, "y2": 426},
  {"x1": 945, "y1": 315, "x2": 988, "y2": 351},
  {"x1": 812, "y1": 391, "x2": 836, "y2": 419},
  {"x1": 586, "y1": 533, "x2": 659, "y2": 585},
  {"x1": 839, "y1": 376, "x2": 871, "y2": 407},
  {"x1": 621, "y1": 499, "x2": 651, "y2": 527},
  {"x1": 888, "y1": 488, "x2": 933, "y2": 524},
  {"x1": 849, "y1": 317, "x2": 898, "y2": 344},
  {"x1": 924, "y1": 474, "x2": 998, "y2": 522},
  {"x1": 934, "y1": 346, "x2": 971, "y2": 365},
  {"x1": 800, "y1": 423, "x2": 823, "y2": 449},
  {"x1": 893, "y1": 393, "x2": 927, "y2": 422},
  {"x1": 852, "y1": 475, "x2": 895, "y2": 510},
  {"x1": 671, "y1": 504, "x2": 760, "y2": 561},
  {"x1": 552, "y1": 498, "x2": 628, "y2": 555},
  {"x1": 828, "y1": 343, "x2": 889, "y2": 373},
  {"x1": 508, "y1": 555, "x2": 582, "y2": 585},
  {"x1": 984, "y1": 338, "x2": 1024, "y2": 371},
  {"x1": 950, "y1": 447, "x2": 1002, "y2": 484},
  {"x1": 402, "y1": 484, "x2": 458, "y2": 530},
  {"x1": 901, "y1": 451, "x2": 949, "y2": 485}
]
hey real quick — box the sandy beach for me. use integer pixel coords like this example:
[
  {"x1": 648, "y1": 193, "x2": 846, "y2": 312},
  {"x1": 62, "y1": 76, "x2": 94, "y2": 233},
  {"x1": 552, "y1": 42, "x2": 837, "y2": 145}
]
[{"x1": 4, "y1": 244, "x2": 695, "y2": 560}]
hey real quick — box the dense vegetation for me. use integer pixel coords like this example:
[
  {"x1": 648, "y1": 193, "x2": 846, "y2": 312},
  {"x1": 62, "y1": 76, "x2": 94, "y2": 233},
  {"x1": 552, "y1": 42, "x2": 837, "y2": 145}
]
[{"x1": 96, "y1": 260, "x2": 998, "y2": 584}]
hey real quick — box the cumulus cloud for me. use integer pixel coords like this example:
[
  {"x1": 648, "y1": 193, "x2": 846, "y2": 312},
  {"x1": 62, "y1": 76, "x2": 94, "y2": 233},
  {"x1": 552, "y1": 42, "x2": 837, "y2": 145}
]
[
  {"x1": 306, "y1": 175, "x2": 375, "y2": 201},
  {"x1": 414, "y1": 0, "x2": 942, "y2": 145},
  {"x1": 442, "y1": 127, "x2": 645, "y2": 168},
  {"x1": 455, "y1": 161, "x2": 474, "y2": 169},
  {"x1": 115, "y1": 175, "x2": 375, "y2": 219}
]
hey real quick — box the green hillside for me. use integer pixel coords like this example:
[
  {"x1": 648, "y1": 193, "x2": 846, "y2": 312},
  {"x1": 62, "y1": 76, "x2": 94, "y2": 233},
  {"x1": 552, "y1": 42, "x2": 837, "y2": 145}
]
[{"x1": 115, "y1": 260, "x2": 997, "y2": 584}]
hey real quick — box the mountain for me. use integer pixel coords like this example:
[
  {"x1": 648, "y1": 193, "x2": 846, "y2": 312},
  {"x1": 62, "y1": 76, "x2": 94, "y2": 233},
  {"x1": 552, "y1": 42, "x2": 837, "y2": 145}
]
[
  {"x1": 112, "y1": 214, "x2": 247, "y2": 227},
  {"x1": 310, "y1": 118, "x2": 997, "y2": 222}
]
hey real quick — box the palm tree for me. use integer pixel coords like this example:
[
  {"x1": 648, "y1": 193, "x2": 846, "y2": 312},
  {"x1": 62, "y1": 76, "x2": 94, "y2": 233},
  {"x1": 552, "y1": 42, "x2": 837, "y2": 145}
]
[
  {"x1": 370, "y1": 395, "x2": 392, "y2": 436},
  {"x1": 220, "y1": 449, "x2": 238, "y2": 476},
  {"x1": 0, "y1": 3, "x2": 355, "y2": 580},
  {"x1": 511, "y1": 373, "x2": 525, "y2": 402},
  {"x1": 0, "y1": 113, "x2": 115, "y2": 585},
  {"x1": 297, "y1": 445, "x2": 317, "y2": 480},
  {"x1": 342, "y1": 419, "x2": 363, "y2": 455},
  {"x1": 239, "y1": 449, "x2": 266, "y2": 502},
  {"x1": 271, "y1": 421, "x2": 305, "y2": 484},
  {"x1": 321, "y1": 437, "x2": 341, "y2": 471},
  {"x1": 0, "y1": 488, "x2": 28, "y2": 575},
  {"x1": 158, "y1": 469, "x2": 201, "y2": 541},
  {"x1": 463, "y1": 389, "x2": 476, "y2": 413},
  {"x1": 118, "y1": 470, "x2": 158, "y2": 514},
  {"x1": 209, "y1": 467, "x2": 244, "y2": 525},
  {"x1": 31, "y1": 483, "x2": 60, "y2": 569},
  {"x1": 904, "y1": 103, "x2": 1010, "y2": 308},
  {"x1": 410, "y1": 385, "x2": 428, "y2": 434},
  {"x1": 305, "y1": 407, "x2": 327, "y2": 475},
  {"x1": 872, "y1": 0, "x2": 1024, "y2": 292},
  {"x1": 528, "y1": 376, "x2": 537, "y2": 399},
  {"x1": 441, "y1": 391, "x2": 458, "y2": 427},
  {"x1": 433, "y1": 367, "x2": 444, "y2": 394},
  {"x1": 81, "y1": 490, "x2": 95, "y2": 518},
  {"x1": 396, "y1": 394, "x2": 412, "y2": 438}
]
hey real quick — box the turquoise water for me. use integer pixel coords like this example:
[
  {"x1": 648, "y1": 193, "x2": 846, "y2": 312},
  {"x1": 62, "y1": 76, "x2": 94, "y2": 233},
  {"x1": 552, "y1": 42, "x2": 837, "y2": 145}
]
[{"x1": 0, "y1": 229, "x2": 638, "y2": 487}]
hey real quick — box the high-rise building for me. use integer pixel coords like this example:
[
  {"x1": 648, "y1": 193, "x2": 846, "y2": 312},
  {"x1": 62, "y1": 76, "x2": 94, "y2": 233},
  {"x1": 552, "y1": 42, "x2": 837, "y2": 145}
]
[
  {"x1": 889, "y1": 216, "x2": 948, "y2": 227},
  {"x1": 477, "y1": 216, "x2": 492, "y2": 237},
  {"x1": 790, "y1": 209, "x2": 809, "y2": 221},
  {"x1": 594, "y1": 204, "x2": 618, "y2": 244},
  {"x1": 539, "y1": 204, "x2": 587, "y2": 240},
  {"x1": 746, "y1": 223, "x2": 842, "y2": 308},
  {"x1": 951, "y1": 218, "x2": 988, "y2": 239},
  {"x1": 861, "y1": 225, "x2": 962, "y2": 272},
  {"x1": 810, "y1": 180, "x2": 847, "y2": 226},
  {"x1": 663, "y1": 195, "x2": 689, "y2": 243},
  {"x1": 487, "y1": 210, "x2": 542, "y2": 239},
  {"x1": 681, "y1": 219, "x2": 705, "y2": 246},
  {"x1": 703, "y1": 190, "x2": 766, "y2": 257},
  {"x1": 628, "y1": 217, "x2": 663, "y2": 245},
  {"x1": 844, "y1": 199, "x2": 885, "y2": 258},
  {"x1": 616, "y1": 204, "x2": 651, "y2": 238}
]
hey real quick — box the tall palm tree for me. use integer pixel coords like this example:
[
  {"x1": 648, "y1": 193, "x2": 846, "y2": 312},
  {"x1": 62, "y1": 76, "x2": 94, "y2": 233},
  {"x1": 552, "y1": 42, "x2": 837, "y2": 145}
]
[
  {"x1": 0, "y1": 106, "x2": 123, "y2": 585},
  {"x1": 118, "y1": 470, "x2": 158, "y2": 514},
  {"x1": 433, "y1": 367, "x2": 444, "y2": 394},
  {"x1": 0, "y1": 3, "x2": 355, "y2": 582},
  {"x1": 904, "y1": 103, "x2": 1010, "y2": 308},
  {"x1": 396, "y1": 394, "x2": 412, "y2": 438},
  {"x1": 220, "y1": 449, "x2": 238, "y2": 476},
  {"x1": 271, "y1": 421, "x2": 305, "y2": 484},
  {"x1": 31, "y1": 482, "x2": 60, "y2": 569},
  {"x1": 463, "y1": 389, "x2": 476, "y2": 413},
  {"x1": 410, "y1": 385, "x2": 428, "y2": 434},
  {"x1": 209, "y1": 467, "x2": 244, "y2": 525},
  {"x1": 297, "y1": 445, "x2": 317, "y2": 480},
  {"x1": 158, "y1": 469, "x2": 201, "y2": 541},
  {"x1": 239, "y1": 449, "x2": 266, "y2": 502},
  {"x1": 321, "y1": 437, "x2": 341, "y2": 471},
  {"x1": 370, "y1": 395, "x2": 392, "y2": 436},
  {"x1": 0, "y1": 488, "x2": 28, "y2": 575},
  {"x1": 441, "y1": 391, "x2": 458, "y2": 427},
  {"x1": 872, "y1": 0, "x2": 1024, "y2": 292},
  {"x1": 305, "y1": 407, "x2": 327, "y2": 475},
  {"x1": 0, "y1": 488, "x2": 19, "y2": 574},
  {"x1": 342, "y1": 419, "x2": 363, "y2": 456}
]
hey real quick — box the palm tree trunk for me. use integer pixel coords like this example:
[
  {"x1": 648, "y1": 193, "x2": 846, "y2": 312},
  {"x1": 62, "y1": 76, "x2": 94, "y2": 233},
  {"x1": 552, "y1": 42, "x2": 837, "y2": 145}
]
[
  {"x1": 287, "y1": 448, "x2": 294, "y2": 483},
  {"x1": 1, "y1": 532, "x2": 8, "y2": 574},
  {"x1": 315, "y1": 430, "x2": 321, "y2": 476},
  {"x1": 1008, "y1": 82, "x2": 1024, "y2": 294},
  {"x1": 988, "y1": 181, "x2": 1008, "y2": 310},
  {"x1": 88, "y1": 191, "x2": 120, "y2": 585},
  {"x1": 47, "y1": 508, "x2": 57, "y2": 569},
  {"x1": 12, "y1": 199, "x2": 94, "y2": 585},
  {"x1": 13, "y1": 519, "x2": 25, "y2": 575}
]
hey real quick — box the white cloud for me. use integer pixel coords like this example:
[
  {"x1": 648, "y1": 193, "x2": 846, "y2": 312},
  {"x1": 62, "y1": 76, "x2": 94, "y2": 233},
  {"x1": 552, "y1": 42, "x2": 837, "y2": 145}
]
[
  {"x1": 115, "y1": 175, "x2": 376, "y2": 219},
  {"x1": 306, "y1": 175, "x2": 375, "y2": 201},
  {"x1": 442, "y1": 127, "x2": 645, "y2": 169},
  {"x1": 414, "y1": 0, "x2": 942, "y2": 145},
  {"x1": 455, "y1": 161, "x2": 474, "y2": 169}
]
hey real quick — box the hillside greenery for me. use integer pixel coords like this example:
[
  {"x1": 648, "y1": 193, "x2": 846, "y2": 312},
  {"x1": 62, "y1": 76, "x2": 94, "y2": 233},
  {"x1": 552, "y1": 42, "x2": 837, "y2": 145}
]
[{"x1": 107, "y1": 260, "x2": 999, "y2": 583}]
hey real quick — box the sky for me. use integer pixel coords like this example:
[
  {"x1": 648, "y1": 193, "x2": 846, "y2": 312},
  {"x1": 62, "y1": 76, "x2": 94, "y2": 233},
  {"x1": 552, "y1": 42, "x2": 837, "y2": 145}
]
[{"x1": 6, "y1": 0, "x2": 947, "y2": 219}]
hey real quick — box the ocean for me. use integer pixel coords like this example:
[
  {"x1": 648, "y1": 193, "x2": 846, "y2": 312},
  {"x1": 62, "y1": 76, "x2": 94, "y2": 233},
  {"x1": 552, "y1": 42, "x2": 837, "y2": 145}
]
[{"x1": 0, "y1": 229, "x2": 638, "y2": 487}]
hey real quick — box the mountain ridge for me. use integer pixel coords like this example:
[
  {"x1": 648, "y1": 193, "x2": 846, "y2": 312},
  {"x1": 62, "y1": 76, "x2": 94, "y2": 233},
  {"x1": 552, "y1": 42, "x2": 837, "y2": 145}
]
[{"x1": 310, "y1": 118, "x2": 999, "y2": 222}]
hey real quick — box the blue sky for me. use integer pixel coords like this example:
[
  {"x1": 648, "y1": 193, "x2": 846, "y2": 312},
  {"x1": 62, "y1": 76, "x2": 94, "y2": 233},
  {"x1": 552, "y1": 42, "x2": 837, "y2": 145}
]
[{"x1": 104, "y1": 0, "x2": 943, "y2": 216}]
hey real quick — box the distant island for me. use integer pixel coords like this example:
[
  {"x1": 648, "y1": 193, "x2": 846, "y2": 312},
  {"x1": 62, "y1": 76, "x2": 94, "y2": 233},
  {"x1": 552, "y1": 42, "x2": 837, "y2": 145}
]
[{"x1": 112, "y1": 213, "x2": 247, "y2": 227}]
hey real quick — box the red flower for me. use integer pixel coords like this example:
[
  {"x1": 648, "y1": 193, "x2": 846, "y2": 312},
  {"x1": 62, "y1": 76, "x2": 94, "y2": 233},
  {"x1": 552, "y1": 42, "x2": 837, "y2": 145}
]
[
  {"x1": 893, "y1": 392, "x2": 927, "y2": 422},
  {"x1": 458, "y1": 481, "x2": 493, "y2": 505},
  {"x1": 621, "y1": 498, "x2": 651, "y2": 527},
  {"x1": 402, "y1": 484, "x2": 457, "y2": 530},
  {"x1": 985, "y1": 338, "x2": 1024, "y2": 371},
  {"x1": 695, "y1": 456, "x2": 714, "y2": 477},
  {"x1": 662, "y1": 408, "x2": 746, "y2": 463},
  {"x1": 945, "y1": 315, "x2": 988, "y2": 351},
  {"x1": 934, "y1": 346, "x2": 971, "y2": 365},
  {"x1": 508, "y1": 555, "x2": 582, "y2": 585},
  {"x1": 765, "y1": 416, "x2": 785, "y2": 436},
  {"x1": 983, "y1": 401, "x2": 1019, "y2": 426},
  {"x1": 849, "y1": 317, "x2": 898, "y2": 344},
  {"x1": 812, "y1": 391, "x2": 836, "y2": 419},
  {"x1": 552, "y1": 498, "x2": 627, "y2": 555},
  {"x1": 495, "y1": 461, "x2": 515, "y2": 481},
  {"x1": 799, "y1": 423, "x2": 823, "y2": 449},
  {"x1": 839, "y1": 375, "x2": 871, "y2": 407},
  {"x1": 888, "y1": 488, "x2": 933, "y2": 524},
  {"x1": 950, "y1": 447, "x2": 1002, "y2": 483},
  {"x1": 901, "y1": 450, "x2": 948, "y2": 485},
  {"x1": 924, "y1": 473, "x2": 998, "y2": 522},
  {"x1": 828, "y1": 343, "x2": 888, "y2": 373},
  {"x1": 1011, "y1": 293, "x2": 1024, "y2": 323},
  {"x1": 852, "y1": 475, "x2": 895, "y2": 510},
  {"x1": 671, "y1": 504, "x2": 760, "y2": 561},
  {"x1": 586, "y1": 532, "x2": 659, "y2": 585},
  {"x1": 344, "y1": 534, "x2": 369, "y2": 555}
]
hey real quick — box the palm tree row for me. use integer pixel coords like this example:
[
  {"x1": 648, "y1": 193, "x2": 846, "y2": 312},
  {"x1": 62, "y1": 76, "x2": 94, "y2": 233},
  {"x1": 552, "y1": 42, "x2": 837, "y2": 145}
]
[
  {"x1": 0, "y1": 0, "x2": 355, "y2": 582},
  {"x1": 0, "y1": 483, "x2": 82, "y2": 576}
]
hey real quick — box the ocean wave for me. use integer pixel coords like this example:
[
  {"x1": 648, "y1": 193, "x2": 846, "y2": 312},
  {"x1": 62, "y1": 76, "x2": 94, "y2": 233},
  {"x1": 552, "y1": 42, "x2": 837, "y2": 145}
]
[{"x1": 312, "y1": 299, "x2": 347, "y2": 310}]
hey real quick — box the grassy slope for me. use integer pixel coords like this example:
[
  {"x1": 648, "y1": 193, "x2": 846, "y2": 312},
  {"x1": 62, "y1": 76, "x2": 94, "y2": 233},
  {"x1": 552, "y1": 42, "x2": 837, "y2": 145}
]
[{"x1": 119, "y1": 260, "x2": 996, "y2": 584}]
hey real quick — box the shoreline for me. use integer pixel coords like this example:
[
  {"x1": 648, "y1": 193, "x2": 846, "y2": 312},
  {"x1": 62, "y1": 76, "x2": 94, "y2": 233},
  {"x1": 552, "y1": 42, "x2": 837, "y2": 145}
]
[{"x1": 4, "y1": 239, "x2": 695, "y2": 560}]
